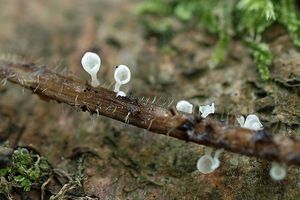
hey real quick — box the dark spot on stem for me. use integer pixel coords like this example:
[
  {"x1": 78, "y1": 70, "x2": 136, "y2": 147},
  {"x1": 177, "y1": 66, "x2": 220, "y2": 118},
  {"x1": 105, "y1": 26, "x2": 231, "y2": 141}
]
[
  {"x1": 204, "y1": 124, "x2": 215, "y2": 137},
  {"x1": 22, "y1": 63, "x2": 34, "y2": 68},
  {"x1": 169, "y1": 108, "x2": 176, "y2": 116},
  {"x1": 218, "y1": 140, "x2": 231, "y2": 149},
  {"x1": 81, "y1": 105, "x2": 88, "y2": 112},
  {"x1": 252, "y1": 130, "x2": 272, "y2": 143},
  {"x1": 178, "y1": 116, "x2": 196, "y2": 132},
  {"x1": 128, "y1": 105, "x2": 140, "y2": 116}
]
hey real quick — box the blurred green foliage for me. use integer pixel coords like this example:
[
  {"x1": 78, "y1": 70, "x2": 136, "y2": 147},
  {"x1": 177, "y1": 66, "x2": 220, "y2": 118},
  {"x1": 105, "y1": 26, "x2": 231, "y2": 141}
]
[
  {"x1": 138, "y1": 0, "x2": 300, "y2": 80},
  {"x1": 0, "y1": 148, "x2": 50, "y2": 193}
]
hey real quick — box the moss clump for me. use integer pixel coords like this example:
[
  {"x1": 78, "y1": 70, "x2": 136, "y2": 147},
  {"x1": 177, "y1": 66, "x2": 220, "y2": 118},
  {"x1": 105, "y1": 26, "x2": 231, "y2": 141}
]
[
  {"x1": 138, "y1": 0, "x2": 300, "y2": 81},
  {"x1": 0, "y1": 147, "x2": 50, "y2": 194}
]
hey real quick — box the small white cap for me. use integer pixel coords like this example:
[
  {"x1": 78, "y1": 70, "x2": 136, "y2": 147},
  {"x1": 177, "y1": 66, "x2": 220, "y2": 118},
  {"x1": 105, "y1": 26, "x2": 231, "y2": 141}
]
[
  {"x1": 81, "y1": 52, "x2": 101, "y2": 75},
  {"x1": 199, "y1": 103, "x2": 215, "y2": 118},
  {"x1": 176, "y1": 100, "x2": 193, "y2": 114},
  {"x1": 116, "y1": 91, "x2": 126, "y2": 97},
  {"x1": 197, "y1": 147, "x2": 222, "y2": 174},
  {"x1": 197, "y1": 155, "x2": 216, "y2": 174},
  {"x1": 114, "y1": 65, "x2": 131, "y2": 85},
  {"x1": 270, "y1": 162, "x2": 286, "y2": 181},
  {"x1": 81, "y1": 52, "x2": 101, "y2": 87},
  {"x1": 244, "y1": 114, "x2": 263, "y2": 130},
  {"x1": 238, "y1": 114, "x2": 263, "y2": 131}
]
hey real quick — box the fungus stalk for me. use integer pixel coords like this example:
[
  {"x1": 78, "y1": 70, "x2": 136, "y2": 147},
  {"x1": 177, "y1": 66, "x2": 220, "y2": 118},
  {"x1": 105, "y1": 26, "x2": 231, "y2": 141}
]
[
  {"x1": 90, "y1": 73, "x2": 99, "y2": 87},
  {"x1": 116, "y1": 91, "x2": 126, "y2": 97},
  {"x1": 114, "y1": 83, "x2": 122, "y2": 93},
  {"x1": 213, "y1": 148, "x2": 223, "y2": 169}
]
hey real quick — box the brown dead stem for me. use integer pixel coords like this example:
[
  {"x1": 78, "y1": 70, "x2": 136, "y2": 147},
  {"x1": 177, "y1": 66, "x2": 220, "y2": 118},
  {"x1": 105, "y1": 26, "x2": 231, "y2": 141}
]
[{"x1": 1, "y1": 62, "x2": 300, "y2": 166}]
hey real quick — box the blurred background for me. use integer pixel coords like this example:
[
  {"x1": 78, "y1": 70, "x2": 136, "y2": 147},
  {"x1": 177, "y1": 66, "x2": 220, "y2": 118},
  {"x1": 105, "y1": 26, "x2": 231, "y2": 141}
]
[{"x1": 0, "y1": 0, "x2": 299, "y2": 199}]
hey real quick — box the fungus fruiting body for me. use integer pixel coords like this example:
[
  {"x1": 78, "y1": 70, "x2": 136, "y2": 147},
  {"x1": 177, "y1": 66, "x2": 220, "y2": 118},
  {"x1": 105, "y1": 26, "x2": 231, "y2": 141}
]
[
  {"x1": 197, "y1": 154, "x2": 215, "y2": 174},
  {"x1": 176, "y1": 100, "x2": 193, "y2": 114},
  {"x1": 81, "y1": 52, "x2": 101, "y2": 87},
  {"x1": 199, "y1": 103, "x2": 215, "y2": 118},
  {"x1": 237, "y1": 114, "x2": 263, "y2": 130},
  {"x1": 269, "y1": 162, "x2": 286, "y2": 181},
  {"x1": 114, "y1": 65, "x2": 131, "y2": 95},
  {"x1": 197, "y1": 147, "x2": 223, "y2": 174}
]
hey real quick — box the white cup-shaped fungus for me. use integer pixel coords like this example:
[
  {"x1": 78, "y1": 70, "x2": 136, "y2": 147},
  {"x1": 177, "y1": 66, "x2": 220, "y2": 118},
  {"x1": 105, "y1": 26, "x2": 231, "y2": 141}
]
[
  {"x1": 270, "y1": 162, "x2": 286, "y2": 181},
  {"x1": 199, "y1": 103, "x2": 215, "y2": 118},
  {"x1": 114, "y1": 65, "x2": 131, "y2": 93},
  {"x1": 176, "y1": 100, "x2": 193, "y2": 114},
  {"x1": 81, "y1": 52, "x2": 101, "y2": 87},
  {"x1": 197, "y1": 155, "x2": 215, "y2": 174},
  {"x1": 244, "y1": 114, "x2": 263, "y2": 130},
  {"x1": 237, "y1": 114, "x2": 263, "y2": 131},
  {"x1": 197, "y1": 147, "x2": 222, "y2": 174}
]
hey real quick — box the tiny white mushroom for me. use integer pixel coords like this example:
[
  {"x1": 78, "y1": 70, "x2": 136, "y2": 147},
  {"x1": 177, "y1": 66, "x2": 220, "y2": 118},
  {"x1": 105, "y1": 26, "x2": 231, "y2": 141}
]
[
  {"x1": 81, "y1": 52, "x2": 101, "y2": 87},
  {"x1": 199, "y1": 103, "x2": 215, "y2": 118},
  {"x1": 114, "y1": 65, "x2": 131, "y2": 93},
  {"x1": 270, "y1": 162, "x2": 286, "y2": 181},
  {"x1": 197, "y1": 147, "x2": 222, "y2": 174},
  {"x1": 237, "y1": 114, "x2": 263, "y2": 131},
  {"x1": 244, "y1": 114, "x2": 263, "y2": 130},
  {"x1": 176, "y1": 100, "x2": 193, "y2": 114},
  {"x1": 197, "y1": 154, "x2": 215, "y2": 174}
]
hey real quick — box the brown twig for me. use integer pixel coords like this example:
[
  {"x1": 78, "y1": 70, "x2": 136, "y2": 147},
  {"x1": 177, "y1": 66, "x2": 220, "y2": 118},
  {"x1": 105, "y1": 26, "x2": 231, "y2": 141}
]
[{"x1": 1, "y1": 62, "x2": 300, "y2": 166}]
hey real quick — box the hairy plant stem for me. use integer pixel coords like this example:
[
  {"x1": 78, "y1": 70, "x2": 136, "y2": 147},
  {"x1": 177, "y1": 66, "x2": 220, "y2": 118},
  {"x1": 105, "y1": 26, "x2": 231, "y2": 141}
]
[{"x1": 1, "y1": 62, "x2": 300, "y2": 166}]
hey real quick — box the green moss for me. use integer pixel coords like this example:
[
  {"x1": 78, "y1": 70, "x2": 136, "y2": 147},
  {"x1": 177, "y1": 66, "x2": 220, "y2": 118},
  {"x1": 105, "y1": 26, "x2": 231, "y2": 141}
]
[
  {"x1": 277, "y1": 0, "x2": 300, "y2": 47},
  {"x1": 0, "y1": 147, "x2": 51, "y2": 194},
  {"x1": 138, "y1": 0, "x2": 300, "y2": 81},
  {"x1": 211, "y1": 32, "x2": 230, "y2": 67},
  {"x1": 137, "y1": 0, "x2": 172, "y2": 16},
  {"x1": 245, "y1": 39, "x2": 272, "y2": 81}
]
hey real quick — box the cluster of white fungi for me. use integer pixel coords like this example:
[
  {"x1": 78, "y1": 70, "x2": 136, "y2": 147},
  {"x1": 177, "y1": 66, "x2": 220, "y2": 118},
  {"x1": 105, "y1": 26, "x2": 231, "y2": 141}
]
[
  {"x1": 81, "y1": 52, "x2": 131, "y2": 96},
  {"x1": 81, "y1": 52, "x2": 287, "y2": 181},
  {"x1": 175, "y1": 101, "x2": 286, "y2": 180}
]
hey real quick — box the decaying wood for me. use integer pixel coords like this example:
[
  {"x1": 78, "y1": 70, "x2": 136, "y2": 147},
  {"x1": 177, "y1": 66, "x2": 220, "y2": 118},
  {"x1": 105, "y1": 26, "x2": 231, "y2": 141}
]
[{"x1": 1, "y1": 62, "x2": 300, "y2": 166}]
